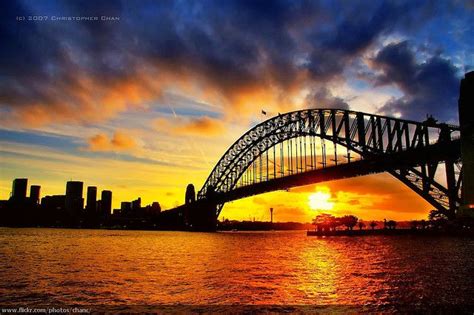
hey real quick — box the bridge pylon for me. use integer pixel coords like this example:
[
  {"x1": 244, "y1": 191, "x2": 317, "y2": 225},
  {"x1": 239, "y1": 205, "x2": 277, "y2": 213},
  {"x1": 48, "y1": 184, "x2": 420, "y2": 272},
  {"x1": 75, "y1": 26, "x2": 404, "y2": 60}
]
[
  {"x1": 183, "y1": 184, "x2": 218, "y2": 231},
  {"x1": 459, "y1": 71, "x2": 474, "y2": 217},
  {"x1": 181, "y1": 201, "x2": 217, "y2": 231}
]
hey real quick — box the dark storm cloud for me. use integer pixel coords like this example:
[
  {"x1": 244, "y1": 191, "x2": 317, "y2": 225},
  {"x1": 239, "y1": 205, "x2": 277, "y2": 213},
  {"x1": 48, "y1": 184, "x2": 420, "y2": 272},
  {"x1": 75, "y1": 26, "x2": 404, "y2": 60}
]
[
  {"x1": 0, "y1": 0, "x2": 136, "y2": 122},
  {"x1": 373, "y1": 41, "x2": 460, "y2": 122},
  {"x1": 0, "y1": 1, "x2": 63, "y2": 102},
  {"x1": 130, "y1": 0, "x2": 311, "y2": 93},
  {"x1": 0, "y1": 0, "x2": 462, "y2": 126},
  {"x1": 305, "y1": 1, "x2": 434, "y2": 81},
  {"x1": 306, "y1": 87, "x2": 350, "y2": 110}
]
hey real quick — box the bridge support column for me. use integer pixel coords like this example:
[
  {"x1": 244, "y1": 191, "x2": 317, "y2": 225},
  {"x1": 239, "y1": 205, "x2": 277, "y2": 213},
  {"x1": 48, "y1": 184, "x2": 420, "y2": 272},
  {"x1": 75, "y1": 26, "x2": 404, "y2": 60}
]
[
  {"x1": 445, "y1": 159, "x2": 457, "y2": 217},
  {"x1": 459, "y1": 71, "x2": 474, "y2": 217},
  {"x1": 184, "y1": 201, "x2": 218, "y2": 231}
]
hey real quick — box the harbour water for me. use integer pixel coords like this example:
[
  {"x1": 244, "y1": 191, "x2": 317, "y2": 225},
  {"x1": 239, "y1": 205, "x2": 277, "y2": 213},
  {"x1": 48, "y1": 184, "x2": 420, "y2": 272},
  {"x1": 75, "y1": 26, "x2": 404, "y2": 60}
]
[{"x1": 0, "y1": 228, "x2": 473, "y2": 311}]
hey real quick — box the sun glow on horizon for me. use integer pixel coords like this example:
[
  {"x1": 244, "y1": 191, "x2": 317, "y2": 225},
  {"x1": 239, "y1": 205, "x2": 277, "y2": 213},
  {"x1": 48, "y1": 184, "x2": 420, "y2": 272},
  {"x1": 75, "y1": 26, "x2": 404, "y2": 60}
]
[{"x1": 308, "y1": 190, "x2": 335, "y2": 211}]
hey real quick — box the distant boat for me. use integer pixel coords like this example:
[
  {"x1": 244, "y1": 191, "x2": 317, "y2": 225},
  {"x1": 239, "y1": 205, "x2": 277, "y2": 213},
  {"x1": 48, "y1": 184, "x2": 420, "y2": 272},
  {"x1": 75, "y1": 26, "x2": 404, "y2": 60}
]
[{"x1": 231, "y1": 228, "x2": 238, "y2": 232}]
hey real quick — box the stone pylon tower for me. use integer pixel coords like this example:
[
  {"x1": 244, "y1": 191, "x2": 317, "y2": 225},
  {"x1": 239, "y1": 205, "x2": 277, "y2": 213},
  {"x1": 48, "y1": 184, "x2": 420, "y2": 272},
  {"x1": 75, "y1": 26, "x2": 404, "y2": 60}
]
[{"x1": 459, "y1": 71, "x2": 474, "y2": 216}]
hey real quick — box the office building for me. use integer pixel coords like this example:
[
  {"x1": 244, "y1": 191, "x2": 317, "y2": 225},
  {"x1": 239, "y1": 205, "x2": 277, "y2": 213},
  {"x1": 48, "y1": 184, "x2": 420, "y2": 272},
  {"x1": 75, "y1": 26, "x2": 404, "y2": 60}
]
[
  {"x1": 86, "y1": 186, "x2": 97, "y2": 212},
  {"x1": 101, "y1": 190, "x2": 112, "y2": 216},
  {"x1": 30, "y1": 185, "x2": 41, "y2": 204},
  {"x1": 65, "y1": 181, "x2": 84, "y2": 215},
  {"x1": 12, "y1": 178, "x2": 27, "y2": 199},
  {"x1": 121, "y1": 201, "x2": 132, "y2": 214},
  {"x1": 131, "y1": 197, "x2": 141, "y2": 211},
  {"x1": 145, "y1": 202, "x2": 161, "y2": 216},
  {"x1": 41, "y1": 195, "x2": 66, "y2": 212}
]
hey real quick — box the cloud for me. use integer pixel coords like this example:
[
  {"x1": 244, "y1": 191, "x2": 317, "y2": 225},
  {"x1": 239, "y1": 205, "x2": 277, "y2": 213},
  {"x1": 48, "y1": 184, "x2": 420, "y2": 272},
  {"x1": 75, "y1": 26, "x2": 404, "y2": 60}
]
[
  {"x1": 87, "y1": 130, "x2": 136, "y2": 152},
  {"x1": 371, "y1": 41, "x2": 461, "y2": 122},
  {"x1": 174, "y1": 116, "x2": 225, "y2": 136},
  {"x1": 304, "y1": 1, "x2": 433, "y2": 81},
  {"x1": 0, "y1": 0, "x2": 457, "y2": 127},
  {"x1": 305, "y1": 87, "x2": 350, "y2": 110},
  {"x1": 153, "y1": 116, "x2": 225, "y2": 136}
]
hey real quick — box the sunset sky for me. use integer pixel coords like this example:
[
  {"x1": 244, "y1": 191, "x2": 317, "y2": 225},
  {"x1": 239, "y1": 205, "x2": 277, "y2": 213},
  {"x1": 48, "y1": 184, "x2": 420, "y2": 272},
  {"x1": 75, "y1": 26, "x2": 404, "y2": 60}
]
[{"x1": 0, "y1": 0, "x2": 472, "y2": 222}]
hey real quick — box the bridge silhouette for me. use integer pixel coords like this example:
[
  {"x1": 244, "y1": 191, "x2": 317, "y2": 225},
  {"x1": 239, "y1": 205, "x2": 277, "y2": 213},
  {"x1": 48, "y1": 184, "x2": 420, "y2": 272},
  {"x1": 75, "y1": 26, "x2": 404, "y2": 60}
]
[{"x1": 163, "y1": 72, "x2": 473, "y2": 231}]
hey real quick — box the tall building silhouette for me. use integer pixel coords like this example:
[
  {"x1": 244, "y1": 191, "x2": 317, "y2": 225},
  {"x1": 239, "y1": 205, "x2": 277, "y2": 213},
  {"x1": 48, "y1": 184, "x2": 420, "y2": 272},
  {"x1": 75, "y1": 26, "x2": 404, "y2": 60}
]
[
  {"x1": 65, "y1": 181, "x2": 84, "y2": 216},
  {"x1": 30, "y1": 185, "x2": 41, "y2": 204},
  {"x1": 12, "y1": 178, "x2": 27, "y2": 199},
  {"x1": 121, "y1": 201, "x2": 132, "y2": 214},
  {"x1": 101, "y1": 190, "x2": 112, "y2": 216},
  {"x1": 86, "y1": 186, "x2": 97, "y2": 212},
  {"x1": 132, "y1": 197, "x2": 141, "y2": 211},
  {"x1": 41, "y1": 195, "x2": 66, "y2": 212}
]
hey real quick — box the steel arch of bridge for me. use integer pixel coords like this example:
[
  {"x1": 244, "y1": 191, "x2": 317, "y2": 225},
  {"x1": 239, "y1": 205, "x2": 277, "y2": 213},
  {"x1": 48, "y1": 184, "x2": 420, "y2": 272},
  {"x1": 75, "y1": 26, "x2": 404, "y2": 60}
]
[{"x1": 197, "y1": 109, "x2": 462, "y2": 218}]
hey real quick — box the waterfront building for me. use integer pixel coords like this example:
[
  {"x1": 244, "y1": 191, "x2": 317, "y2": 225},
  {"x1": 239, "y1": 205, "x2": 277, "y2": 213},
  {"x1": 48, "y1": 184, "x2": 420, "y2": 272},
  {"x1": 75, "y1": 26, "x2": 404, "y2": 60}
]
[
  {"x1": 86, "y1": 186, "x2": 97, "y2": 213},
  {"x1": 11, "y1": 178, "x2": 27, "y2": 199},
  {"x1": 101, "y1": 190, "x2": 112, "y2": 216},
  {"x1": 65, "y1": 181, "x2": 84, "y2": 216},
  {"x1": 30, "y1": 185, "x2": 41, "y2": 205}
]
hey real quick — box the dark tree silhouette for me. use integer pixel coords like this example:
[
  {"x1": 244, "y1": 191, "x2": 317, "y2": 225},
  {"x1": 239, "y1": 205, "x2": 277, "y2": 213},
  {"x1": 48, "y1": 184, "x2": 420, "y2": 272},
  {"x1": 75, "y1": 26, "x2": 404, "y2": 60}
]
[
  {"x1": 330, "y1": 217, "x2": 342, "y2": 231},
  {"x1": 313, "y1": 213, "x2": 336, "y2": 232},
  {"x1": 387, "y1": 220, "x2": 397, "y2": 229},
  {"x1": 369, "y1": 221, "x2": 377, "y2": 230},
  {"x1": 341, "y1": 215, "x2": 358, "y2": 230}
]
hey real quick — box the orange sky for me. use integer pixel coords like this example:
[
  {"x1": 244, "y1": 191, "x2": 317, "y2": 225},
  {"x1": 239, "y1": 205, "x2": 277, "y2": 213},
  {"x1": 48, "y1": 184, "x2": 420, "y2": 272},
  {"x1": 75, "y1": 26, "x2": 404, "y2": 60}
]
[
  {"x1": 0, "y1": 68, "x2": 438, "y2": 222},
  {"x1": 1, "y1": 0, "x2": 469, "y2": 223},
  {"x1": 0, "y1": 119, "x2": 435, "y2": 222},
  {"x1": 222, "y1": 174, "x2": 433, "y2": 222}
]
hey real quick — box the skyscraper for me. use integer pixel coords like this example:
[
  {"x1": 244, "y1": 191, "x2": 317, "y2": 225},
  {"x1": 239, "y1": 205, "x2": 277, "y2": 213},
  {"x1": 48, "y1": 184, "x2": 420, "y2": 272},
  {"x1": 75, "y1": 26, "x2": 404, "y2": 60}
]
[
  {"x1": 11, "y1": 178, "x2": 27, "y2": 199},
  {"x1": 65, "y1": 181, "x2": 84, "y2": 216},
  {"x1": 30, "y1": 185, "x2": 41, "y2": 204},
  {"x1": 101, "y1": 190, "x2": 112, "y2": 216},
  {"x1": 86, "y1": 186, "x2": 97, "y2": 213}
]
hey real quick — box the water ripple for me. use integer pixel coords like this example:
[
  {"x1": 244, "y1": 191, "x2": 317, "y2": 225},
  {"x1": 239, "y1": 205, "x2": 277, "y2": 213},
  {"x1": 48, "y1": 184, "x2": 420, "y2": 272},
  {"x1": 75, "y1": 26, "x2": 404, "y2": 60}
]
[{"x1": 0, "y1": 228, "x2": 473, "y2": 309}]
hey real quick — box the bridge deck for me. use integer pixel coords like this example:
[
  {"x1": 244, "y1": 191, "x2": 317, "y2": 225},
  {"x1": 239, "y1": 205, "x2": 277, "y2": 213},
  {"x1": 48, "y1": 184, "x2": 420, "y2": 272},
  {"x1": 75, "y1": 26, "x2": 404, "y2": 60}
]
[
  {"x1": 214, "y1": 140, "x2": 460, "y2": 204},
  {"x1": 163, "y1": 139, "x2": 460, "y2": 214}
]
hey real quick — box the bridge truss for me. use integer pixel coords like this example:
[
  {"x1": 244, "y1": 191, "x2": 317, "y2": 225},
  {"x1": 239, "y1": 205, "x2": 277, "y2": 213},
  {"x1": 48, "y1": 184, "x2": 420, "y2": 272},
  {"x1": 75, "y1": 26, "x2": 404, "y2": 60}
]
[{"x1": 197, "y1": 109, "x2": 462, "y2": 218}]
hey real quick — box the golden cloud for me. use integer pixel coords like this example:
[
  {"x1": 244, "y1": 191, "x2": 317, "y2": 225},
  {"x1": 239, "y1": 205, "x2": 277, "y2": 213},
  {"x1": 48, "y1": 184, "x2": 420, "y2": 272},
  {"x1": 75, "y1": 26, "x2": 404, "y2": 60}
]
[
  {"x1": 174, "y1": 116, "x2": 225, "y2": 135},
  {"x1": 87, "y1": 130, "x2": 136, "y2": 152},
  {"x1": 1, "y1": 53, "x2": 310, "y2": 129},
  {"x1": 153, "y1": 116, "x2": 225, "y2": 136}
]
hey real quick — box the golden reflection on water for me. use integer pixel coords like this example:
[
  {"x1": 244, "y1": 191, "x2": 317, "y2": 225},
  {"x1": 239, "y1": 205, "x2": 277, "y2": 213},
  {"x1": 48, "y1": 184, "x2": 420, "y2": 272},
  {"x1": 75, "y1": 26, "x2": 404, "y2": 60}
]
[
  {"x1": 0, "y1": 228, "x2": 473, "y2": 307},
  {"x1": 299, "y1": 237, "x2": 390, "y2": 305},
  {"x1": 298, "y1": 240, "x2": 339, "y2": 303}
]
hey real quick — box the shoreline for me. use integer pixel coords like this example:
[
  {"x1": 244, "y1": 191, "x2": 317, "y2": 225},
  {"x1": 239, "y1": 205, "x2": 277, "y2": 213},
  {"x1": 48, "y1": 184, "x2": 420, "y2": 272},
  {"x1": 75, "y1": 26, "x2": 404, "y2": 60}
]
[
  {"x1": 1, "y1": 225, "x2": 474, "y2": 237},
  {"x1": 307, "y1": 228, "x2": 474, "y2": 237}
]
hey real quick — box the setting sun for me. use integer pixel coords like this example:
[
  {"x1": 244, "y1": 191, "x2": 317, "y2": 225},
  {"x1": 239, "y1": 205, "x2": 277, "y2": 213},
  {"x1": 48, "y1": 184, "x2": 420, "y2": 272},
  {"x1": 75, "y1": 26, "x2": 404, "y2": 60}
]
[{"x1": 308, "y1": 190, "x2": 334, "y2": 211}]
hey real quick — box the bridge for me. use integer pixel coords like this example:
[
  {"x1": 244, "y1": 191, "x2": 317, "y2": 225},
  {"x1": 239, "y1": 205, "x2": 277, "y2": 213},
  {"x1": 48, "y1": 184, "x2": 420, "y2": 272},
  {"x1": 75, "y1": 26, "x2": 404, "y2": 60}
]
[{"x1": 162, "y1": 72, "x2": 473, "y2": 231}]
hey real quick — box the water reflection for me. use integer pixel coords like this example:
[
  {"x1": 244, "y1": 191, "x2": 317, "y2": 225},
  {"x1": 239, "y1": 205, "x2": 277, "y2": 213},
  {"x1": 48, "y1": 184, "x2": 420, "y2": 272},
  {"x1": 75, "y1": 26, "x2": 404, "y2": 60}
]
[
  {"x1": 298, "y1": 239, "x2": 340, "y2": 303},
  {"x1": 0, "y1": 228, "x2": 473, "y2": 309}
]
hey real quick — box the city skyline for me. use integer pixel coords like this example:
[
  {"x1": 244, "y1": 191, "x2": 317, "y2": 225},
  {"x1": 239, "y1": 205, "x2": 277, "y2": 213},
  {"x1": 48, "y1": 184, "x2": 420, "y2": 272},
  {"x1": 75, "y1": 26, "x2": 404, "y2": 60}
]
[
  {"x1": 1, "y1": 1, "x2": 473, "y2": 222},
  {"x1": 1, "y1": 176, "x2": 167, "y2": 228},
  {"x1": 2, "y1": 177, "x2": 160, "y2": 214},
  {"x1": 0, "y1": 176, "x2": 442, "y2": 229}
]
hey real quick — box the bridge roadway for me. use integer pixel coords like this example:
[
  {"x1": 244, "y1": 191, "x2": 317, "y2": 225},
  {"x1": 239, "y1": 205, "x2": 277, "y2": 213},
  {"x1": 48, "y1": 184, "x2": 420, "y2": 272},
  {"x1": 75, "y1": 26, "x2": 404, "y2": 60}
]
[
  {"x1": 211, "y1": 139, "x2": 460, "y2": 204},
  {"x1": 162, "y1": 139, "x2": 460, "y2": 230}
]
